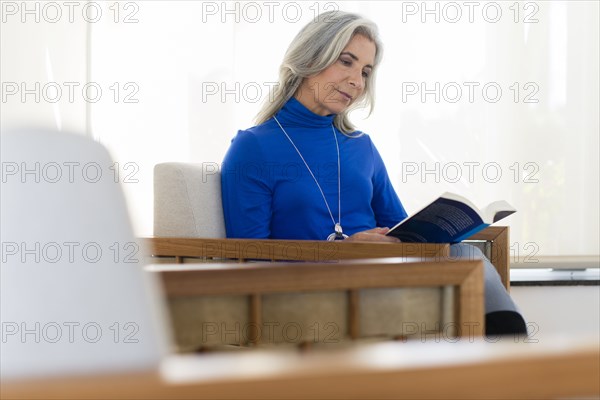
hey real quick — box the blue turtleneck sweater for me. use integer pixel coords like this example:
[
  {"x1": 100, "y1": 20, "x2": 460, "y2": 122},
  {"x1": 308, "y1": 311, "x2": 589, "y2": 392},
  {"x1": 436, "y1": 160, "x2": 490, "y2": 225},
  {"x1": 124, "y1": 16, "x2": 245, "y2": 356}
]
[{"x1": 221, "y1": 97, "x2": 408, "y2": 240}]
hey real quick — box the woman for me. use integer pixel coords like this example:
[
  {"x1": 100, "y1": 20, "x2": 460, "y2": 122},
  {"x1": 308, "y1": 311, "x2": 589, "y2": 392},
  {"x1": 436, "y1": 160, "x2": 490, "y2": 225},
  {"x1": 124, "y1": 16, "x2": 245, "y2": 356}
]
[{"x1": 221, "y1": 10, "x2": 526, "y2": 336}]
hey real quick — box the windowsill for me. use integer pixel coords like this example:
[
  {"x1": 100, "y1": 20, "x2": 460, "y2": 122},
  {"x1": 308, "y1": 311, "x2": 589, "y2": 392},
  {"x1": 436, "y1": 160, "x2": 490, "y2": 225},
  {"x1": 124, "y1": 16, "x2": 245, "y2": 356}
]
[{"x1": 510, "y1": 268, "x2": 600, "y2": 286}]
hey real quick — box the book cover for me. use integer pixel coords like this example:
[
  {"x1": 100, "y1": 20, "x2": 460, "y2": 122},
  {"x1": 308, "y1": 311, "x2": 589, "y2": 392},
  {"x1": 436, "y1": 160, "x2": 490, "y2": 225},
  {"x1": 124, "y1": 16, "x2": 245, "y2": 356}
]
[{"x1": 386, "y1": 192, "x2": 516, "y2": 243}]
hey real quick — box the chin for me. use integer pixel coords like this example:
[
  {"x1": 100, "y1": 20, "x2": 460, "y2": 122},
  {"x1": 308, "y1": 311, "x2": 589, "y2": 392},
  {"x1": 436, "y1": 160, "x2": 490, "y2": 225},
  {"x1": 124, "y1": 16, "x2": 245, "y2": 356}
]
[{"x1": 327, "y1": 103, "x2": 350, "y2": 115}]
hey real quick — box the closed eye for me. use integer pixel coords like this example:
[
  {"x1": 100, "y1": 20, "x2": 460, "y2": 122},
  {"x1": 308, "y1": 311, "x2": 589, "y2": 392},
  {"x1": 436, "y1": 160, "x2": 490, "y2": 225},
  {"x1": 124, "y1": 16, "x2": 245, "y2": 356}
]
[{"x1": 340, "y1": 55, "x2": 371, "y2": 79}]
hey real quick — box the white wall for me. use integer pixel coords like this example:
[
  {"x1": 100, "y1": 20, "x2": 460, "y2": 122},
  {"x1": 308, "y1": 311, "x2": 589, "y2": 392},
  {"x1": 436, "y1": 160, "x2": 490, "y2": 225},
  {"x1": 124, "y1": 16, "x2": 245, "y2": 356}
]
[{"x1": 511, "y1": 286, "x2": 600, "y2": 341}]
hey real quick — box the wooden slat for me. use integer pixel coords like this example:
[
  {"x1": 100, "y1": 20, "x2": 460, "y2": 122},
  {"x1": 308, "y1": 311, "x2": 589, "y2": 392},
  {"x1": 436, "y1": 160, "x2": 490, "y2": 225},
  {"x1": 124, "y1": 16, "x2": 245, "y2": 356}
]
[
  {"x1": 455, "y1": 260, "x2": 485, "y2": 337},
  {"x1": 348, "y1": 290, "x2": 360, "y2": 339},
  {"x1": 154, "y1": 259, "x2": 482, "y2": 297},
  {"x1": 248, "y1": 294, "x2": 262, "y2": 346},
  {"x1": 492, "y1": 227, "x2": 509, "y2": 291}
]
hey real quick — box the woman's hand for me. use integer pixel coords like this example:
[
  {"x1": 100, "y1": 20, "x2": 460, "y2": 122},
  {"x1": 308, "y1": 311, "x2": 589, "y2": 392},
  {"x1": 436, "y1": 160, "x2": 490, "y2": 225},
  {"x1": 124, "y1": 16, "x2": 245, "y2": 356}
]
[{"x1": 344, "y1": 227, "x2": 401, "y2": 243}]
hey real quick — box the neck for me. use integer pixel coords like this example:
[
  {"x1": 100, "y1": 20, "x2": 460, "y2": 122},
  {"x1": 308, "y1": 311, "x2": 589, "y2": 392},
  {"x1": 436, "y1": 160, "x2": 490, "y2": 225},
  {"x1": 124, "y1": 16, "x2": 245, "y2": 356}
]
[
  {"x1": 293, "y1": 91, "x2": 331, "y2": 117},
  {"x1": 274, "y1": 96, "x2": 336, "y2": 128}
]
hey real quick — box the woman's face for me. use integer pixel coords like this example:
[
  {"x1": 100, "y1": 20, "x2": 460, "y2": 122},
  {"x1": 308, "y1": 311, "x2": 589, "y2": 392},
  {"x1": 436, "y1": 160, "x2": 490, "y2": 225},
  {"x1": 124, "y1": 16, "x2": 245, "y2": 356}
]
[{"x1": 295, "y1": 34, "x2": 376, "y2": 116}]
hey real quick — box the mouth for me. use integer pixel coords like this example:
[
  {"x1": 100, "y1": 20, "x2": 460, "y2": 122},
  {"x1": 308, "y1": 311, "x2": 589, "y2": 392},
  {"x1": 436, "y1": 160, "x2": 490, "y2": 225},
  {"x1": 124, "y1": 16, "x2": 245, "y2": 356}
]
[{"x1": 337, "y1": 89, "x2": 353, "y2": 101}]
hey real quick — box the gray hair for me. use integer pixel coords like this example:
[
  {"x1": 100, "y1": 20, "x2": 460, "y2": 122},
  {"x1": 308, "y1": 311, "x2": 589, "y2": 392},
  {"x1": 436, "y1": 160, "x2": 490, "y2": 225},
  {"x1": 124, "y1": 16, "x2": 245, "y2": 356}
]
[{"x1": 255, "y1": 10, "x2": 382, "y2": 135}]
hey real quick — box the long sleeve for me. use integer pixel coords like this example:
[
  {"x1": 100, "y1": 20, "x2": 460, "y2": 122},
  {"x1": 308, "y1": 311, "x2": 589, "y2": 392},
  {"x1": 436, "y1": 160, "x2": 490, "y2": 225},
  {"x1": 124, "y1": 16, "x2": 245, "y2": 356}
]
[
  {"x1": 221, "y1": 130, "x2": 272, "y2": 238},
  {"x1": 369, "y1": 139, "x2": 408, "y2": 228}
]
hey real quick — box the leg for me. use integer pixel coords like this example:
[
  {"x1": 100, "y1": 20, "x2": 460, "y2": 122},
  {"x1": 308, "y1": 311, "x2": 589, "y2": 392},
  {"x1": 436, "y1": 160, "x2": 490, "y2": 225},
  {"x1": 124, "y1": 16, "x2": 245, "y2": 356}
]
[{"x1": 450, "y1": 243, "x2": 527, "y2": 336}]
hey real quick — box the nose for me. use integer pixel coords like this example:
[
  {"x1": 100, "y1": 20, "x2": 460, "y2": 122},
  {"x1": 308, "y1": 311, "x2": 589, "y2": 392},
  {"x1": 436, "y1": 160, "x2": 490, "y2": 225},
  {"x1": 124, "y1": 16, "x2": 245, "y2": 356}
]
[{"x1": 348, "y1": 68, "x2": 364, "y2": 91}]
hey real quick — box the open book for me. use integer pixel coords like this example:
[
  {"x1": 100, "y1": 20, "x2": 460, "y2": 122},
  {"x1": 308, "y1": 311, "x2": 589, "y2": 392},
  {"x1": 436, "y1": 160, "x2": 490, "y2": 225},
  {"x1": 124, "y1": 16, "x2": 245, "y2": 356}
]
[{"x1": 386, "y1": 192, "x2": 516, "y2": 243}]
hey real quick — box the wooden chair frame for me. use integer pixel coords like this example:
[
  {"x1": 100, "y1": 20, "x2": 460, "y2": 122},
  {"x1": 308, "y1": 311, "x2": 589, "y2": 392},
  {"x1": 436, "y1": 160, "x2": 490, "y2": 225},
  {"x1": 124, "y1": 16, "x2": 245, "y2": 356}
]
[
  {"x1": 150, "y1": 257, "x2": 485, "y2": 345},
  {"x1": 144, "y1": 226, "x2": 510, "y2": 289}
]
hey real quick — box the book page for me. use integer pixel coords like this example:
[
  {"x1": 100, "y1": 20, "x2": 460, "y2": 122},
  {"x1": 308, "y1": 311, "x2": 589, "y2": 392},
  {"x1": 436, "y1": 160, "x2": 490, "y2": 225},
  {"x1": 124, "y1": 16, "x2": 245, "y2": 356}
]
[{"x1": 482, "y1": 200, "x2": 516, "y2": 223}]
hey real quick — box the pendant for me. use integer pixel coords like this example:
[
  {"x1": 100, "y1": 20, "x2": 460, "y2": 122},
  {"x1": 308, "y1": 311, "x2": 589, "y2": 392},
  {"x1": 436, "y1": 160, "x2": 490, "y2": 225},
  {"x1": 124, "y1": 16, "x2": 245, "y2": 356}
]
[{"x1": 327, "y1": 223, "x2": 349, "y2": 241}]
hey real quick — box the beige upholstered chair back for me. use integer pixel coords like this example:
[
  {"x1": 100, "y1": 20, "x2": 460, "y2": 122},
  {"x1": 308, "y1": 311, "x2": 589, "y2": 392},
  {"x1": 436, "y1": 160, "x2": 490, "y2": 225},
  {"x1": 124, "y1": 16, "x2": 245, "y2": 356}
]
[{"x1": 154, "y1": 162, "x2": 226, "y2": 238}]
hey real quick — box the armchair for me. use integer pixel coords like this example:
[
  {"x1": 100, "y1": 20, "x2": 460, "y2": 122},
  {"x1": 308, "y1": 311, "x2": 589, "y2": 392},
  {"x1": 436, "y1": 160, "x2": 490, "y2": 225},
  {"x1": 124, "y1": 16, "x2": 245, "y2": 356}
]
[{"x1": 146, "y1": 162, "x2": 509, "y2": 350}]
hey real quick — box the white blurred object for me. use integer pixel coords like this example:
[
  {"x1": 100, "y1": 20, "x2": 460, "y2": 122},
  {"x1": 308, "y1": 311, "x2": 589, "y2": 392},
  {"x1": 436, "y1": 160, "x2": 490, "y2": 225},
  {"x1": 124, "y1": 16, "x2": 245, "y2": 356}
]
[{"x1": 0, "y1": 129, "x2": 170, "y2": 380}]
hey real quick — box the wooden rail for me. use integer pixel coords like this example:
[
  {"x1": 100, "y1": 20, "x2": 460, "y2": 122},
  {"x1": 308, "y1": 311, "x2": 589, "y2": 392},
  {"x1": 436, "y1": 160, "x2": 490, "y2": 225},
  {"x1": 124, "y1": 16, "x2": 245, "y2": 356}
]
[{"x1": 144, "y1": 226, "x2": 511, "y2": 289}]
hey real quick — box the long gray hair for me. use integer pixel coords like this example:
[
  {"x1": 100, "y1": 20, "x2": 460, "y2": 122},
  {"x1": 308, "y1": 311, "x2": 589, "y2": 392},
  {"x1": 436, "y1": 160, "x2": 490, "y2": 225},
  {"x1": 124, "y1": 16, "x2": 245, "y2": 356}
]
[{"x1": 255, "y1": 10, "x2": 382, "y2": 135}]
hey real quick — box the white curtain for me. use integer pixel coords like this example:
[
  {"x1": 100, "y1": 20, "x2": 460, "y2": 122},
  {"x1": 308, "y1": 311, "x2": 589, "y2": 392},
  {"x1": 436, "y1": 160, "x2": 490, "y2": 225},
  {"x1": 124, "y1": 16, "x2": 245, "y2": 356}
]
[{"x1": 86, "y1": 1, "x2": 596, "y2": 258}]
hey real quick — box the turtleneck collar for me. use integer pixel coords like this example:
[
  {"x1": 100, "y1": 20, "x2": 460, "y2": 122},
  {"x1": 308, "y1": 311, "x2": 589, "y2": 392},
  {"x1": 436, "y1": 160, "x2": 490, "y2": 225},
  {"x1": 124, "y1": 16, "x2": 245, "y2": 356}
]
[{"x1": 274, "y1": 96, "x2": 336, "y2": 128}]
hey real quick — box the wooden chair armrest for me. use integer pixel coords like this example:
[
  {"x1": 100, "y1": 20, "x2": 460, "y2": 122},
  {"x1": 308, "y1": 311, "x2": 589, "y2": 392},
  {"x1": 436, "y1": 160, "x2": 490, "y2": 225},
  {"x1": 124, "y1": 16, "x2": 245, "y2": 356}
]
[
  {"x1": 144, "y1": 237, "x2": 449, "y2": 262},
  {"x1": 143, "y1": 229, "x2": 510, "y2": 290},
  {"x1": 465, "y1": 226, "x2": 510, "y2": 290}
]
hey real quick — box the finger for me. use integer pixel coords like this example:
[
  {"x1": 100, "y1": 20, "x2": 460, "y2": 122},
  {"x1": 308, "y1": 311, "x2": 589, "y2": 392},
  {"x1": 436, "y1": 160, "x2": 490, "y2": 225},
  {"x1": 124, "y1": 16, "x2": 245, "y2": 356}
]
[
  {"x1": 377, "y1": 234, "x2": 400, "y2": 243},
  {"x1": 346, "y1": 232, "x2": 400, "y2": 243},
  {"x1": 364, "y1": 227, "x2": 389, "y2": 234}
]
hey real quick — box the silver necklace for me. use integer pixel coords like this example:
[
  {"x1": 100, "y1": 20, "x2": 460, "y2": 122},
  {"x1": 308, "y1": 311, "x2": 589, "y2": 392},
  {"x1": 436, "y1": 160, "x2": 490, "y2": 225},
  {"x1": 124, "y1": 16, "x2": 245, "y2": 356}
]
[{"x1": 273, "y1": 116, "x2": 348, "y2": 241}]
